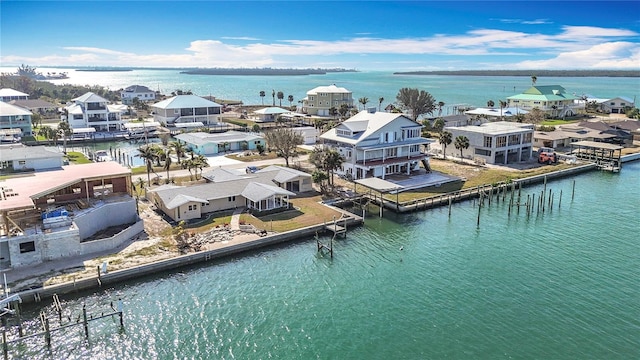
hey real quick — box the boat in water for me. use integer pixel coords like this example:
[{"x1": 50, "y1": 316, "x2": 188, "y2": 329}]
[{"x1": 94, "y1": 150, "x2": 113, "y2": 162}]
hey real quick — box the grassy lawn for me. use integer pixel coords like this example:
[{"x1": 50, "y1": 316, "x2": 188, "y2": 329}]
[
  {"x1": 374, "y1": 159, "x2": 579, "y2": 203},
  {"x1": 239, "y1": 194, "x2": 342, "y2": 232},
  {"x1": 540, "y1": 119, "x2": 579, "y2": 126},
  {"x1": 226, "y1": 151, "x2": 279, "y2": 162},
  {"x1": 65, "y1": 151, "x2": 92, "y2": 164}
]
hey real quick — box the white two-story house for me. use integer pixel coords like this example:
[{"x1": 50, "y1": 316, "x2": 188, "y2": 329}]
[
  {"x1": 65, "y1": 92, "x2": 125, "y2": 131},
  {"x1": 320, "y1": 110, "x2": 432, "y2": 180},
  {"x1": 152, "y1": 95, "x2": 222, "y2": 126},
  {"x1": 445, "y1": 121, "x2": 534, "y2": 165},
  {"x1": 121, "y1": 85, "x2": 156, "y2": 105},
  {"x1": 302, "y1": 84, "x2": 353, "y2": 116}
]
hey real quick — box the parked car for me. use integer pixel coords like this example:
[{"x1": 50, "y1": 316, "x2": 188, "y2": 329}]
[{"x1": 246, "y1": 166, "x2": 258, "y2": 173}]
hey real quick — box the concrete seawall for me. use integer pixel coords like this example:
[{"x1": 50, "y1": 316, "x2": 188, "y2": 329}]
[{"x1": 15, "y1": 214, "x2": 363, "y2": 304}]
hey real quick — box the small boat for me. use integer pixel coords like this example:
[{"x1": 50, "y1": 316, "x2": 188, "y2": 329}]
[{"x1": 94, "y1": 150, "x2": 113, "y2": 162}]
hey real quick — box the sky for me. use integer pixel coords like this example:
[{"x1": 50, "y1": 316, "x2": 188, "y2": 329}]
[{"x1": 1, "y1": 1, "x2": 639, "y2": 71}]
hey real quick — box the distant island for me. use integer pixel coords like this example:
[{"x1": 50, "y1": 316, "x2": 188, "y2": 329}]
[
  {"x1": 393, "y1": 70, "x2": 640, "y2": 77},
  {"x1": 180, "y1": 68, "x2": 358, "y2": 76}
]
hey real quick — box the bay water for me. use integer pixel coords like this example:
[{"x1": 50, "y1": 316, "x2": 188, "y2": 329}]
[
  {"x1": 2, "y1": 67, "x2": 638, "y2": 114},
  {"x1": 12, "y1": 161, "x2": 640, "y2": 359}
]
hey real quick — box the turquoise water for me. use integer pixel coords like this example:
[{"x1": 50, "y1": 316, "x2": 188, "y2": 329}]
[
  {"x1": 2, "y1": 67, "x2": 638, "y2": 112},
  {"x1": 13, "y1": 162, "x2": 640, "y2": 359}
]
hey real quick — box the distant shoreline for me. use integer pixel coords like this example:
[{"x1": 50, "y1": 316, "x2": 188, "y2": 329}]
[
  {"x1": 76, "y1": 68, "x2": 133, "y2": 72},
  {"x1": 393, "y1": 70, "x2": 640, "y2": 77},
  {"x1": 180, "y1": 68, "x2": 358, "y2": 76}
]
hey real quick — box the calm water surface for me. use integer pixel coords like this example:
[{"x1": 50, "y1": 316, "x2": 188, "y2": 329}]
[{"x1": 12, "y1": 162, "x2": 640, "y2": 359}]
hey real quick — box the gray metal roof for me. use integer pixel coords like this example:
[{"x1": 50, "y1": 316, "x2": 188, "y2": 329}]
[
  {"x1": 0, "y1": 145, "x2": 63, "y2": 162},
  {"x1": 152, "y1": 95, "x2": 221, "y2": 109},
  {"x1": 175, "y1": 131, "x2": 264, "y2": 146}
]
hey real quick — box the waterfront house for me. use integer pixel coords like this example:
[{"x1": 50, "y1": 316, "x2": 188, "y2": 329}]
[
  {"x1": 0, "y1": 101, "x2": 33, "y2": 138},
  {"x1": 301, "y1": 84, "x2": 353, "y2": 116},
  {"x1": 0, "y1": 144, "x2": 64, "y2": 172},
  {"x1": 252, "y1": 107, "x2": 291, "y2": 122},
  {"x1": 151, "y1": 95, "x2": 222, "y2": 126},
  {"x1": 149, "y1": 166, "x2": 311, "y2": 221},
  {"x1": 9, "y1": 99, "x2": 57, "y2": 117},
  {"x1": 0, "y1": 88, "x2": 29, "y2": 103},
  {"x1": 319, "y1": 110, "x2": 432, "y2": 180},
  {"x1": 464, "y1": 107, "x2": 528, "y2": 122},
  {"x1": 596, "y1": 96, "x2": 635, "y2": 115},
  {"x1": 507, "y1": 85, "x2": 581, "y2": 118},
  {"x1": 65, "y1": 92, "x2": 125, "y2": 132},
  {"x1": 445, "y1": 121, "x2": 534, "y2": 164},
  {"x1": 120, "y1": 85, "x2": 156, "y2": 105},
  {"x1": 0, "y1": 162, "x2": 141, "y2": 268},
  {"x1": 533, "y1": 122, "x2": 625, "y2": 149},
  {"x1": 174, "y1": 131, "x2": 265, "y2": 155}
]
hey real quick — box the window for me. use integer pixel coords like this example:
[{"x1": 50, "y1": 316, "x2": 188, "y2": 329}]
[
  {"x1": 475, "y1": 149, "x2": 491, "y2": 156},
  {"x1": 410, "y1": 145, "x2": 420, "y2": 153},
  {"x1": 188, "y1": 204, "x2": 197, "y2": 211},
  {"x1": 508, "y1": 134, "x2": 521, "y2": 145},
  {"x1": 523, "y1": 133, "x2": 532, "y2": 143},
  {"x1": 496, "y1": 136, "x2": 507, "y2": 147},
  {"x1": 228, "y1": 196, "x2": 236, "y2": 202},
  {"x1": 18, "y1": 160, "x2": 26, "y2": 165},
  {"x1": 385, "y1": 148, "x2": 397, "y2": 157},
  {"x1": 483, "y1": 136, "x2": 492, "y2": 147},
  {"x1": 19, "y1": 241, "x2": 35, "y2": 253}
]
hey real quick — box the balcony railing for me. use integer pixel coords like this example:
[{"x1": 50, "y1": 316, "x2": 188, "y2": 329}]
[{"x1": 356, "y1": 153, "x2": 427, "y2": 166}]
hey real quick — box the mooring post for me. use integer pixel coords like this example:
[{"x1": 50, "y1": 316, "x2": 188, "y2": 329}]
[
  {"x1": 118, "y1": 299, "x2": 124, "y2": 328},
  {"x1": 572, "y1": 180, "x2": 576, "y2": 201},
  {"x1": 83, "y1": 305, "x2": 89, "y2": 339},
  {"x1": 477, "y1": 194, "x2": 482, "y2": 228},
  {"x1": 2, "y1": 328, "x2": 8, "y2": 360},
  {"x1": 559, "y1": 190, "x2": 563, "y2": 209},
  {"x1": 448, "y1": 196, "x2": 452, "y2": 218},
  {"x1": 44, "y1": 317, "x2": 51, "y2": 348}
]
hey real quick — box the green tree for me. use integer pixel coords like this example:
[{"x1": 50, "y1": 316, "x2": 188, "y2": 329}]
[
  {"x1": 338, "y1": 103, "x2": 350, "y2": 119},
  {"x1": 358, "y1": 97, "x2": 369, "y2": 110},
  {"x1": 311, "y1": 169, "x2": 329, "y2": 194},
  {"x1": 531, "y1": 75, "x2": 537, "y2": 86},
  {"x1": 277, "y1": 91, "x2": 284, "y2": 106},
  {"x1": 378, "y1": 97, "x2": 384, "y2": 111},
  {"x1": 136, "y1": 145, "x2": 156, "y2": 184},
  {"x1": 524, "y1": 107, "x2": 546, "y2": 125},
  {"x1": 487, "y1": 100, "x2": 495, "y2": 108},
  {"x1": 437, "y1": 101, "x2": 445, "y2": 116},
  {"x1": 57, "y1": 121, "x2": 72, "y2": 153},
  {"x1": 433, "y1": 118, "x2": 445, "y2": 133},
  {"x1": 309, "y1": 147, "x2": 344, "y2": 188},
  {"x1": 252, "y1": 123, "x2": 261, "y2": 132},
  {"x1": 396, "y1": 88, "x2": 436, "y2": 122},
  {"x1": 439, "y1": 131, "x2": 452, "y2": 159},
  {"x1": 259, "y1": 90, "x2": 265, "y2": 105},
  {"x1": 288, "y1": 94, "x2": 294, "y2": 107},
  {"x1": 164, "y1": 148, "x2": 173, "y2": 181},
  {"x1": 264, "y1": 128, "x2": 303, "y2": 167},
  {"x1": 499, "y1": 100, "x2": 508, "y2": 119},
  {"x1": 454, "y1": 135, "x2": 470, "y2": 160},
  {"x1": 271, "y1": 89, "x2": 275, "y2": 106},
  {"x1": 169, "y1": 140, "x2": 187, "y2": 165}
]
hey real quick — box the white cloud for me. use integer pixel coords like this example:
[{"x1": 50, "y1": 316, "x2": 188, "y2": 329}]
[{"x1": 1, "y1": 26, "x2": 638, "y2": 70}]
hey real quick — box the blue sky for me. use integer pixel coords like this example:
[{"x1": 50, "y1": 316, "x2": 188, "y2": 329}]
[{"x1": 1, "y1": 1, "x2": 639, "y2": 70}]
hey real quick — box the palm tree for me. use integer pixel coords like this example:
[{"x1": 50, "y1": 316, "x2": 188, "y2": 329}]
[
  {"x1": 531, "y1": 75, "x2": 537, "y2": 86},
  {"x1": 57, "y1": 121, "x2": 72, "y2": 154},
  {"x1": 194, "y1": 154, "x2": 209, "y2": 179},
  {"x1": 136, "y1": 145, "x2": 156, "y2": 184},
  {"x1": 277, "y1": 91, "x2": 284, "y2": 106},
  {"x1": 358, "y1": 97, "x2": 369, "y2": 111},
  {"x1": 259, "y1": 90, "x2": 266, "y2": 105},
  {"x1": 169, "y1": 140, "x2": 186, "y2": 165},
  {"x1": 271, "y1": 89, "x2": 276, "y2": 106},
  {"x1": 164, "y1": 148, "x2": 173, "y2": 181},
  {"x1": 324, "y1": 148, "x2": 344, "y2": 187},
  {"x1": 499, "y1": 100, "x2": 507, "y2": 119},
  {"x1": 454, "y1": 135, "x2": 470, "y2": 160},
  {"x1": 378, "y1": 97, "x2": 384, "y2": 111},
  {"x1": 487, "y1": 100, "x2": 495, "y2": 108},
  {"x1": 439, "y1": 131, "x2": 452, "y2": 159},
  {"x1": 438, "y1": 101, "x2": 445, "y2": 116},
  {"x1": 288, "y1": 95, "x2": 294, "y2": 108}
]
